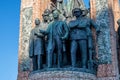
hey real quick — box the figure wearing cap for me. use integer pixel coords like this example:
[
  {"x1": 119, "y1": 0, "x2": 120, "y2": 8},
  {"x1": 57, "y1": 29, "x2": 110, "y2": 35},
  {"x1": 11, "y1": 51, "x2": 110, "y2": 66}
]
[{"x1": 68, "y1": 8, "x2": 99, "y2": 69}]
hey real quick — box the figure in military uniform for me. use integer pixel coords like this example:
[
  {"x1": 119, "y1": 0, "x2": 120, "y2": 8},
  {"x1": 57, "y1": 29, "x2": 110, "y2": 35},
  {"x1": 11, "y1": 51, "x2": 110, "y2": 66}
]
[{"x1": 68, "y1": 8, "x2": 99, "y2": 69}]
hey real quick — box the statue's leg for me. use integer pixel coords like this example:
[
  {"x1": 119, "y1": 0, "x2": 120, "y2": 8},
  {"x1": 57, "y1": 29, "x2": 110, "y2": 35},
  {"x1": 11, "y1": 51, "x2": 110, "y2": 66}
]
[
  {"x1": 32, "y1": 55, "x2": 38, "y2": 71},
  {"x1": 88, "y1": 36, "x2": 94, "y2": 70},
  {"x1": 53, "y1": 53, "x2": 57, "y2": 66},
  {"x1": 47, "y1": 50, "x2": 53, "y2": 68},
  {"x1": 63, "y1": 51, "x2": 67, "y2": 66},
  {"x1": 56, "y1": 38, "x2": 63, "y2": 68},
  {"x1": 37, "y1": 54, "x2": 42, "y2": 70},
  {"x1": 47, "y1": 42, "x2": 55, "y2": 68},
  {"x1": 88, "y1": 36, "x2": 93, "y2": 61},
  {"x1": 45, "y1": 41, "x2": 48, "y2": 67},
  {"x1": 70, "y1": 40, "x2": 77, "y2": 67},
  {"x1": 79, "y1": 40, "x2": 87, "y2": 69}
]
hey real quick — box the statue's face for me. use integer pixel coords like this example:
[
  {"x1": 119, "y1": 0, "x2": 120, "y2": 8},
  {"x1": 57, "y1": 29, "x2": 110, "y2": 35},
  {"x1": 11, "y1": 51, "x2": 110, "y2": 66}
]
[
  {"x1": 49, "y1": 13, "x2": 53, "y2": 21},
  {"x1": 43, "y1": 15, "x2": 49, "y2": 21},
  {"x1": 43, "y1": 9, "x2": 51, "y2": 22},
  {"x1": 53, "y1": 10, "x2": 59, "y2": 19},
  {"x1": 35, "y1": 18, "x2": 40, "y2": 25},
  {"x1": 72, "y1": 8, "x2": 82, "y2": 17},
  {"x1": 73, "y1": 10, "x2": 81, "y2": 17}
]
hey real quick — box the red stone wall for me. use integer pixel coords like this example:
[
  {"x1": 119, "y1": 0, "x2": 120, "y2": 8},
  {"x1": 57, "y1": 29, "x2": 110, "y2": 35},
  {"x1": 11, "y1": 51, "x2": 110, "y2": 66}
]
[
  {"x1": 90, "y1": 0, "x2": 119, "y2": 79},
  {"x1": 32, "y1": 0, "x2": 51, "y2": 27},
  {"x1": 18, "y1": 0, "x2": 33, "y2": 80}
]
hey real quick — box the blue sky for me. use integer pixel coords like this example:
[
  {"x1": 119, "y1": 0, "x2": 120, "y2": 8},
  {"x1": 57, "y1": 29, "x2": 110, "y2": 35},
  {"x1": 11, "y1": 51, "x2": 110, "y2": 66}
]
[
  {"x1": 84, "y1": 0, "x2": 90, "y2": 8},
  {"x1": 0, "y1": 0, "x2": 20, "y2": 80},
  {"x1": 0, "y1": 0, "x2": 89, "y2": 80}
]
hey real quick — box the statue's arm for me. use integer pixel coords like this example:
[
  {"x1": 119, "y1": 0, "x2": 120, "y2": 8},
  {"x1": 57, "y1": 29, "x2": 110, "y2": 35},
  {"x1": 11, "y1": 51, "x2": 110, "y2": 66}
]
[
  {"x1": 39, "y1": 30, "x2": 48, "y2": 35},
  {"x1": 35, "y1": 32, "x2": 44, "y2": 38},
  {"x1": 40, "y1": 23, "x2": 52, "y2": 35},
  {"x1": 39, "y1": 25, "x2": 50, "y2": 35},
  {"x1": 68, "y1": 21, "x2": 78, "y2": 29},
  {"x1": 86, "y1": 27, "x2": 92, "y2": 36},
  {"x1": 77, "y1": 23, "x2": 86, "y2": 28},
  {"x1": 90, "y1": 19, "x2": 100, "y2": 33},
  {"x1": 62, "y1": 22, "x2": 69, "y2": 39}
]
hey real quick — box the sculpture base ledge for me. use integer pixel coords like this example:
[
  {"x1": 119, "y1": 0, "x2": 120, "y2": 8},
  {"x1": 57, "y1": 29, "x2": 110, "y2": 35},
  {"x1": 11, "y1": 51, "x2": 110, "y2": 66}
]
[{"x1": 28, "y1": 69, "x2": 97, "y2": 80}]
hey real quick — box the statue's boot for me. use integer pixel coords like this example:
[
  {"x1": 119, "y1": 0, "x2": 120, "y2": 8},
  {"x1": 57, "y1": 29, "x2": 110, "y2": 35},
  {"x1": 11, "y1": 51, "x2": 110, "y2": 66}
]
[
  {"x1": 47, "y1": 51, "x2": 53, "y2": 68},
  {"x1": 71, "y1": 52, "x2": 76, "y2": 67},
  {"x1": 38, "y1": 55, "x2": 42, "y2": 70},
  {"x1": 33, "y1": 55, "x2": 38, "y2": 71},
  {"x1": 58, "y1": 52, "x2": 62, "y2": 68}
]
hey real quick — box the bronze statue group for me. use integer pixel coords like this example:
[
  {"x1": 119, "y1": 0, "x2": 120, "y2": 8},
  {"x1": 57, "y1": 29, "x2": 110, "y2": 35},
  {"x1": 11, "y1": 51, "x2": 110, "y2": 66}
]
[
  {"x1": 29, "y1": 7, "x2": 100, "y2": 73},
  {"x1": 29, "y1": 0, "x2": 100, "y2": 73}
]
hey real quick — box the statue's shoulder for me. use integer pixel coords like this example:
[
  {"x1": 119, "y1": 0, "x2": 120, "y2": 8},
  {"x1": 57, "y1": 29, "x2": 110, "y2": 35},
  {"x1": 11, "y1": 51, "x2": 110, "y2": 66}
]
[
  {"x1": 47, "y1": 22, "x2": 54, "y2": 29},
  {"x1": 69, "y1": 20, "x2": 76, "y2": 24},
  {"x1": 82, "y1": 17, "x2": 92, "y2": 23},
  {"x1": 48, "y1": 21, "x2": 53, "y2": 25},
  {"x1": 58, "y1": 20, "x2": 64, "y2": 23}
]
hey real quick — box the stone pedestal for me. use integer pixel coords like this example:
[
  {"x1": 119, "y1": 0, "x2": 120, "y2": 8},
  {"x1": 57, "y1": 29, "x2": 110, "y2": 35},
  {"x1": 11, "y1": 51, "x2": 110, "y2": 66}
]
[{"x1": 28, "y1": 70, "x2": 97, "y2": 80}]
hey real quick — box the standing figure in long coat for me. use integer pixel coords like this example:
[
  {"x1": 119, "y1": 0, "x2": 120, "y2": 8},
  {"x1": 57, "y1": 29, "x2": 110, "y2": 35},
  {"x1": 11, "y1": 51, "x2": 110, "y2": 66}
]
[{"x1": 29, "y1": 18, "x2": 45, "y2": 70}]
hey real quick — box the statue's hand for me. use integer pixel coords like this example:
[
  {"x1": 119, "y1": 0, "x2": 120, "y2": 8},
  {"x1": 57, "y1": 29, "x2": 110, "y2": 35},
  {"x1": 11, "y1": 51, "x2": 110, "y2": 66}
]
[
  {"x1": 39, "y1": 35, "x2": 44, "y2": 38},
  {"x1": 45, "y1": 36, "x2": 48, "y2": 40},
  {"x1": 34, "y1": 33, "x2": 38, "y2": 36},
  {"x1": 61, "y1": 37, "x2": 66, "y2": 40},
  {"x1": 39, "y1": 30, "x2": 45, "y2": 34}
]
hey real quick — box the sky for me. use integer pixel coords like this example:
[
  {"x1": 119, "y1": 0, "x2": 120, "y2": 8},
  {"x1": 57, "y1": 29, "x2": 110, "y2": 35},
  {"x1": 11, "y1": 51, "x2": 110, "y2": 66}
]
[
  {"x1": 0, "y1": 0, "x2": 89, "y2": 80},
  {"x1": 84, "y1": 0, "x2": 90, "y2": 8},
  {"x1": 0, "y1": 0, "x2": 20, "y2": 80}
]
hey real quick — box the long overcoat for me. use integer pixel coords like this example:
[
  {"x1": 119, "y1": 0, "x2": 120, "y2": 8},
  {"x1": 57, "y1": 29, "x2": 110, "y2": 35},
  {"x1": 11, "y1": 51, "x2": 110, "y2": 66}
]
[{"x1": 29, "y1": 27, "x2": 44, "y2": 57}]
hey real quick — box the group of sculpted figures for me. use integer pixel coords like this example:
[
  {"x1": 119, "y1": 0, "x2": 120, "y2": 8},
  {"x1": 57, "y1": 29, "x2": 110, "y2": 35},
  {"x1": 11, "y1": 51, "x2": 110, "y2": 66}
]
[{"x1": 29, "y1": 8, "x2": 100, "y2": 73}]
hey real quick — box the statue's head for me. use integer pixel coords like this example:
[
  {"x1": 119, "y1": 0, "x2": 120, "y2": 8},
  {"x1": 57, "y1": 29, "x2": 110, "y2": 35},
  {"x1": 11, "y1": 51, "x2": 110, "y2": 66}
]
[
  {"x1": 42, "y1": 14, "x2": 49, "y2": 22},
  {"x1": 42, "y1": 9, "x2": 51, "y2": 22},
  {"x1": 44, "y1": 9, "x2": 51, "y2": 15},
  {"x1": 72, "y1": 8, "x2": 82, "y2": 17},
  {"x1": 49, "y1": 13, "x2": 53, "y2": 21},
  {"x1": 35, "y1": 18, "x2": 40, "y2": 25},
  {"x1": 117, "y1": 19, "x2": 120, "y2": 26},
  {"x1": 52, "y1": 10, "x2": 59, "y2": 19}
]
